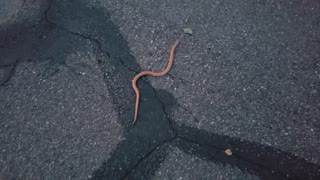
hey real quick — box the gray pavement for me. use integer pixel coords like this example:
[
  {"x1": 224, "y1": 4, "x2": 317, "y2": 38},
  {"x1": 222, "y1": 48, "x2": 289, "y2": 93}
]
[{"x1": 1, "y1": 0, "x2": 320, "y2": 179}]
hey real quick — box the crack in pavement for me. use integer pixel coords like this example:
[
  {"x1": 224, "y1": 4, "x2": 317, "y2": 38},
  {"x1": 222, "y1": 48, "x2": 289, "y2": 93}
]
[
  {"x1": 44, "y1": 20, "x2": 103, "y2": 53},
  {"x1": 44, "y1": 0, "x2": 139, "y2": 75},
  {"x1": 121, "y1": 135, "x2": 177, "y2": 180},
  {"x1": 0, "y1": 64, "x2": 17, "y2": 86}
]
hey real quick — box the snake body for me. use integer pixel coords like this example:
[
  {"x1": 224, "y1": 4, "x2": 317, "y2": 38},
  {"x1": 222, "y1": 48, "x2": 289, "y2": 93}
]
[{"x1": 132, "y1": 40, "x2": 180, "y2": 124}]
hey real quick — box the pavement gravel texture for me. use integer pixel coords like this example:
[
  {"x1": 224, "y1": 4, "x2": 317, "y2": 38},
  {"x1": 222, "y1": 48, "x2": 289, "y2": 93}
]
[{"x1": 1, "y1": 0, "x2": 320, "y2": 179}]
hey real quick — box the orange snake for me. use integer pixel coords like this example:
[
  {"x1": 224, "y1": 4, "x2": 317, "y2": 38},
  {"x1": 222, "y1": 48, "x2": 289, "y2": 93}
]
[{"x1": 132, "y1": 40, "x2": 180, "y2": 124}]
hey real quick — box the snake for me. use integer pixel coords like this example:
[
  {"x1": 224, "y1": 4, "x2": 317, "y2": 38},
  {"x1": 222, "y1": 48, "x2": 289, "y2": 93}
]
[{"x1": 131, "y1": 40, "x2": 180, "y2": 124}]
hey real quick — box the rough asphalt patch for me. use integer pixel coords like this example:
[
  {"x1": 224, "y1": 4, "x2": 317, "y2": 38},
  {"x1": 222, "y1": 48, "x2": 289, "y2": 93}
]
[{"x1": 1, "y1": 0, "x2": 320, "y2": 179}]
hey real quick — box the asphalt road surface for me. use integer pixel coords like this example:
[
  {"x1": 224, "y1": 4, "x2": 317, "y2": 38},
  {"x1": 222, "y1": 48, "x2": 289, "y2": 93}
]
[{"x1": 1, "y1": 0, "x2": 320, "y2": 179}]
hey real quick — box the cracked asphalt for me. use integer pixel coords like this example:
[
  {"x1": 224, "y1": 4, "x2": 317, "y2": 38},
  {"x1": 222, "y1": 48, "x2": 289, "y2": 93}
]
[{"x1": 1, "y1": 0, "x2": 320, "y2": 179}]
